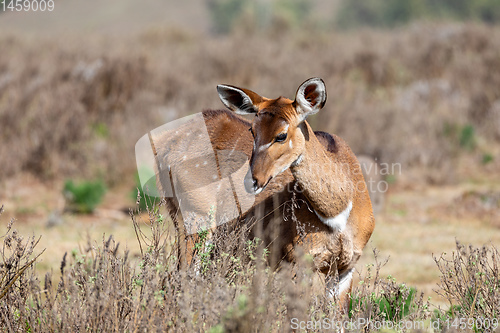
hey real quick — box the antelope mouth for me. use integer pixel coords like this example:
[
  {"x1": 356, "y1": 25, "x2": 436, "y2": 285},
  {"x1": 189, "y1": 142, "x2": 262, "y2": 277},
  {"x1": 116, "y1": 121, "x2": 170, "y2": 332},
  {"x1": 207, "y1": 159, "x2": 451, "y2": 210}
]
[
  {"x1": 259, "y1": 177, "x2": 272, "y2": 193},
  {"x1": 244, "y1": 169, "x2": 272, "y2": 195},
  {"x1": 252, "y1": 177, "x2": 271, "y2": 195}
]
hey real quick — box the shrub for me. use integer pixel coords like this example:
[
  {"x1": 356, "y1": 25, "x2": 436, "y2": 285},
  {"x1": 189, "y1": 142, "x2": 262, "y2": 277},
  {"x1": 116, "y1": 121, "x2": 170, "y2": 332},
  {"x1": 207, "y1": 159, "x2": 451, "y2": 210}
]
[
  {"x1": 2, "y1": 203, "x2": 499, "y2": 331},
  {"x1": 0, "y1": 206, "x2": 44, "y2": 302},
  {"x1": 0, "y1": 203, "x2": 431, "y2": 331},
  {"x1": 474, "y1": 0, "x2": 500, "y2": 23},
  {"x1": 482, "y1": 153, "x2": 494, "y2": 165},
  {"x1": 3, "y1": 24, "x2": 500, "y2": 186},
  {"x1": 351, "y1": 284, "x2": 419, "y2": 322},
  {"x1": 459, "y1": 124, "x2": 476, "y2": 150},
  {"x1": 349, "y1": 249, "x2": 430, "y2": 324},
  {"x1": 63, "y1": 179, "x2": 106, "y2": 213}
]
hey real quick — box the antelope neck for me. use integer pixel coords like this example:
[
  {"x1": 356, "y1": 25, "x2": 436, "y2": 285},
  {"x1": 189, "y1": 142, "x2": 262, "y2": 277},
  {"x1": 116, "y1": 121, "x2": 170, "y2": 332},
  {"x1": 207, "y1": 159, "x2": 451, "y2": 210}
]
[{"x1": 290, "y1": 122, "x2": 354, "y2": 226}]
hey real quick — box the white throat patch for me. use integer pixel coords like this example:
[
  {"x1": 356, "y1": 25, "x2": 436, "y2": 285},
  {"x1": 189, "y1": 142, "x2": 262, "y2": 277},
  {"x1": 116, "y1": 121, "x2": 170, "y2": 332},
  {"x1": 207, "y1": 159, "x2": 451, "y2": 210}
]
[{"x1": 314, "y1": 201, "x2": 352, "y2": 232}]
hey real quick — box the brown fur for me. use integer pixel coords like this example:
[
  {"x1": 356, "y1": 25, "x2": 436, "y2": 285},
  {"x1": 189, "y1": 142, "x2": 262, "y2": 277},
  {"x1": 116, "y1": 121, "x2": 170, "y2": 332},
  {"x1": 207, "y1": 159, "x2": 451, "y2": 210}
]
[
  {"x1": 215, "y1": 78, "x2": 374, "y2": 310},
  {"x1": 356, "y1": 155, "x2": 385, "y2": 215},
  {"x1": 156, "y1": 82, "x2": 374, "y2": 310}
]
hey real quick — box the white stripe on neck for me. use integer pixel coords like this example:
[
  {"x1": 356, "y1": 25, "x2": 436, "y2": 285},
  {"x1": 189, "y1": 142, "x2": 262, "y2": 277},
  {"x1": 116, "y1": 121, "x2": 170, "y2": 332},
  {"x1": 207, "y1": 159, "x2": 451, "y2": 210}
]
[{"x1": 314, "y1": 201, "x2": 352, "y2": 232}]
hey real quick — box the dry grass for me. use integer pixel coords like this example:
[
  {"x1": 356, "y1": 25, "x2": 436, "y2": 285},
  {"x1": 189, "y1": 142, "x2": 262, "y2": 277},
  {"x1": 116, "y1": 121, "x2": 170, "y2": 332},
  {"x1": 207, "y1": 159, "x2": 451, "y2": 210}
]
[
  {"x1": 435, "y1": 242, "x2": 500, "y2": 321},
  {"x1": 1, "y1": 202, "x2": 498, "y2": 332},
  {"x1": 3, "y1": 173, "x2": 499, "y2": 309},
  {"x1": 361, "y1": 181, "x2": 500, "y2": 305},
  {"x1": 1, "y1": 23, "x2": 500, "y2": 185},
  {"x1": 0, "y1": 203, "x2": 427, "y2": 332}
]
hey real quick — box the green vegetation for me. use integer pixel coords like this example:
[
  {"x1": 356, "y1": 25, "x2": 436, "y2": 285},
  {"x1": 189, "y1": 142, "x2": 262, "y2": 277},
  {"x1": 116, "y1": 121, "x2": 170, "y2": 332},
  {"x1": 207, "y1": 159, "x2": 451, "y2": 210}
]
[
  {"x1": 378, "y1": 285, "x2": 418, "y2": 321},
  {"x1": 459, "y1": 124, "x2": 476, "y2": 150},
  {"x1": 336, "y1": 0, "x2": 500, "y2": 29},
  {"x1": 207, "y1": 0, "x2": 248, "y2": 34},
  {"x1": 194, "y1": 226, "x2": 215, "y2": 275},
  {"x1": 349, "y1": 255, "x2": 428, "y2": 324},
  {"x1": 482, "y1": 153, "x2": 494, "y2": 165},
  {"x1": 92, "y1": 122, "x2": 109, "y2": 138},
  {"x1": 63, "y1": 179, "x2": 106, "y2": 213},
  {"x1": 131, "y1": 173, "x2": 158, "y2": 212},
  {"x1": 206, "y1": 0, "x2": 313, "y2": 34},
  {"x1": 336, "y1": 0, "x2": 425, "y2": 30},
  {"x1": 350, "y1": 284, "x2": 418, "y2": 322},
  {"x1": 443, "y1": 123, "x2": 478, "y2": 151},
  {"x1": 207, "y1": 0, "x2": 500, "y2": 33},
  {"x1": 433, "y1": 243, "x2": 500, "y2": 331}
]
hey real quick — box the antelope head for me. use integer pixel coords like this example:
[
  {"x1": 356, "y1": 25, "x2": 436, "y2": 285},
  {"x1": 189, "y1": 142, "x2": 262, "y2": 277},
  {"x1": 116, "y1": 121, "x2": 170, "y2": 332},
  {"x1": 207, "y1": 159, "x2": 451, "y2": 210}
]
[{"x1": 217, "y1": 78, "x2": 327, "y2": 195}]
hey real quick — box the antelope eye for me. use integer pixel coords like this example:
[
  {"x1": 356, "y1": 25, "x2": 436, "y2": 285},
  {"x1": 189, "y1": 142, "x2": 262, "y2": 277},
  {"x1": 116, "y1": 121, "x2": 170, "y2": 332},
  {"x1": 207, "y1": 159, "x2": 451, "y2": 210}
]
[{"x1": 275, "y1": 133, "x2": 287, "y2": 143}]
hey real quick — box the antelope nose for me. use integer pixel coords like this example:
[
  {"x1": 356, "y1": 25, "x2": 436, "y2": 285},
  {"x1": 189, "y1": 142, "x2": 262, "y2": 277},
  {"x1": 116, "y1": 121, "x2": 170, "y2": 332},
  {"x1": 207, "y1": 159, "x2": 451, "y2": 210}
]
[{"x1": 244, "y1": 168, "x2": 258, "y2": 194}]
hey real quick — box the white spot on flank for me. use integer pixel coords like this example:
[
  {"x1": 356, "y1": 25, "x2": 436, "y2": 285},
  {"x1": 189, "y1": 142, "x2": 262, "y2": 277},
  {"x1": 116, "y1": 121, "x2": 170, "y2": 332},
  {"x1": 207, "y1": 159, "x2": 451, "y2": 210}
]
[
  {"x1": 195, "y1": 164, "x2": 199, "y2": 168},
  {"x1": 314, "y1": 201, "x2": 352, "y2": 232},
  {"x1": 183, "y1": 155, "x2": 187, "y2": 160},
  {"x1": 212, "y1": 175, "x2": 217, "y2": 180},
  {"x1": 203, "y1": 160, "x2": 208, "y2": 165}
]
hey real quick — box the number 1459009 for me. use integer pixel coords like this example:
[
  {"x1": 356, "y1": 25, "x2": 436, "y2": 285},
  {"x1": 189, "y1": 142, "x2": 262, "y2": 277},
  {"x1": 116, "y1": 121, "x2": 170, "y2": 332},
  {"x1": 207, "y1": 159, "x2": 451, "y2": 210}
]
[{"x1": 3, "y1": 0, "x2": 54, "y2": 12}]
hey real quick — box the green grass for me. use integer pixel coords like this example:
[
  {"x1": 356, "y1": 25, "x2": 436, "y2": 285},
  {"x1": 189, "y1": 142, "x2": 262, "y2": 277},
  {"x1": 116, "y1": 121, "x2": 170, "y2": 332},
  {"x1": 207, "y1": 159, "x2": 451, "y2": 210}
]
[
  {"x1": 131, "y1": 173, "x2": 159, "y2": 212},
  {"x1": 482, "y1": 153, "x2": 494, "y2": 165},
  {"x1": 459, "y1": 124, "x2": 476, "y2": 150},
  {"x1": 349, "y1": 283, "x2": 419, "y2": 322},
  {"x1": 63, "y1": 179, "x2": 106, "y2": 214}
]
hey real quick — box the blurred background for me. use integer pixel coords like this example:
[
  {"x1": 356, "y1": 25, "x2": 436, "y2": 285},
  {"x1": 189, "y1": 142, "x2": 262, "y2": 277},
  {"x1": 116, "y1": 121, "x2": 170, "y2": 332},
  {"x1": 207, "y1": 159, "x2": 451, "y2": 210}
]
[{"x1": 1, "y1": 0, "x2": 500, "y2": 303}]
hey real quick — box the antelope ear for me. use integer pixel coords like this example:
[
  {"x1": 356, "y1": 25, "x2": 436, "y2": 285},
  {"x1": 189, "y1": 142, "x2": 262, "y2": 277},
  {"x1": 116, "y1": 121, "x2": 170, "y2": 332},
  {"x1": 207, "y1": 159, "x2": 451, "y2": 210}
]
[
  {"x1": 217, "y1": 85, "x2": 263, "y2": 115},
  {"x1": 293, "y1": 78, "x2": 327, "y2": 122}
]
